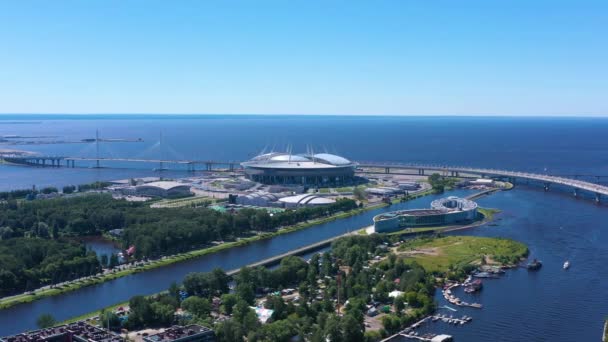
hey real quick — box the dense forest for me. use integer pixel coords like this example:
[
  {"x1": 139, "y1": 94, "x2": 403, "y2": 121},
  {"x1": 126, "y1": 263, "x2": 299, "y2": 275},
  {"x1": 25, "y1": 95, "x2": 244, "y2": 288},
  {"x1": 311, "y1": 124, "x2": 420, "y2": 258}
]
[
  {"x1": 0, "y1": 193, "x2": 358, "y2": 296},
  {"x1": 94, "y1": 234, "x2": 436, "y2": 341},
  {"x1": 0, "y1": 238, "x2": 100, "y2": 295}
]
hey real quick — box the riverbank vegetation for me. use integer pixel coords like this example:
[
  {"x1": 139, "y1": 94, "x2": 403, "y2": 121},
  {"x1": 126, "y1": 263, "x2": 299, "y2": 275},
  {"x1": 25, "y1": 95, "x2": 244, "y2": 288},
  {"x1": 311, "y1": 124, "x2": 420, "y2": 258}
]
[
  {"x1": 74, "y1": 234, "x2": 435, "y2": 341},
  {"x1": 64, "y1": 234, "x2": 527, "y2": 341},
  {"x1": 0, "y1": 193, "x2": 358, "y2": 298}
]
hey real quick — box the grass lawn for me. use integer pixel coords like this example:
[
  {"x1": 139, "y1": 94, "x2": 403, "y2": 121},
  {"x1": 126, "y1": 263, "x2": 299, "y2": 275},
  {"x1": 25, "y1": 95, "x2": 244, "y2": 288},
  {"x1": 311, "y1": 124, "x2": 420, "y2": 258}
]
[{"x1": 397, "y1": 236, "x2": 528, "y2": 273}]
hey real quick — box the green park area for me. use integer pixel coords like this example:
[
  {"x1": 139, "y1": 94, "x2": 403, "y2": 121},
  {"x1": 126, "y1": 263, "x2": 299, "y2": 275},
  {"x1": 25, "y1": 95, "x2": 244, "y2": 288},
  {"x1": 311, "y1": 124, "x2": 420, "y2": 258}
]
[{"x1": 396, "y1": 236, "x2": 528, "y2": 274}]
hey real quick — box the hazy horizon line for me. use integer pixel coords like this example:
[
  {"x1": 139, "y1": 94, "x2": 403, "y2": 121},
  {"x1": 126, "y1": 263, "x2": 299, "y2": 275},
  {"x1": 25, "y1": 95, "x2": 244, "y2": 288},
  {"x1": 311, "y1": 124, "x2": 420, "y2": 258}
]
[{"x1": 0, "y1": 113, "x2": 607, "y2": 118}]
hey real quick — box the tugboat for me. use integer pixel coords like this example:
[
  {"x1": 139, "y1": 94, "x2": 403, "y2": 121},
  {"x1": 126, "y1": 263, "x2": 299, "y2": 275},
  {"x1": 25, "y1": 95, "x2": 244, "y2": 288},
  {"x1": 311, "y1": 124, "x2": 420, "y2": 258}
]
[
  {"x1": 527, "y1": 258, "x2": 542, "y2": 271},
  {"x1": 563, "y1": 260, "x2": 570, "y2": 270}
]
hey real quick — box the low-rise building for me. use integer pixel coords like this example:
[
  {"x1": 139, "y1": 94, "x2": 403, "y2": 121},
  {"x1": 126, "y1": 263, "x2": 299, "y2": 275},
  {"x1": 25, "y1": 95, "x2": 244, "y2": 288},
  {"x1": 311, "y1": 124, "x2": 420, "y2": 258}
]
[
  {"x1": 134, "y1": 181, "x2": 192, "y2": 198},
  {"x1": 143, "y1": 325, "x2": 215, "y2": 342},
  {"x1": 278, "y1": 194, "x2": 336, "y2": 208},
  {"x1": 396, "y1": 182, "x2": 421, "y2": 190},
  {"x1": 235, "y1": 192, "x2": 280, "y2": 207},
  {"x1": 1, "y1": 322, "x2": 123, "y2": 342},
  {"x1": 468, "y1": 178, "x2": 494, "y2": 186}
]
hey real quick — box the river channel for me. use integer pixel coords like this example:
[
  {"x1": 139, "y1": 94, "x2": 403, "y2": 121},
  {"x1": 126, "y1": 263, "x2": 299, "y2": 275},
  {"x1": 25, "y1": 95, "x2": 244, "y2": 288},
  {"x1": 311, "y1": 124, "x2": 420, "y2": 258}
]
[{"x1": 0, "y1": 189, "x2": 474, "y2": 334}]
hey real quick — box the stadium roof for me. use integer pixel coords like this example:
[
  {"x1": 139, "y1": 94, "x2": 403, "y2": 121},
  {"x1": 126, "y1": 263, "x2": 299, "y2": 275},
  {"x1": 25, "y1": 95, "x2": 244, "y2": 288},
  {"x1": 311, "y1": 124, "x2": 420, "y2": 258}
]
[{"x1": 243, "y1": 152, "x2": 355, "y2": 169}]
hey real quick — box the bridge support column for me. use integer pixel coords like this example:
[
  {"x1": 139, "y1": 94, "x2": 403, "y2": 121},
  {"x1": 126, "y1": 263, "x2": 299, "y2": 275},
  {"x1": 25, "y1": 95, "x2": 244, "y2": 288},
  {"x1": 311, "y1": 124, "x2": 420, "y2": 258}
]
[
  {"x1": 596, "y1": 193, "x2": 601, "y2": 204},
  {"x1": 385, "y1": 167, "x2": 390, "y2": 174},
  {"x1": 206, "y1": 163, "x2": 212, "y2": 171},
  {"x1": 544, "y1": 182, "x2": 551, "y2": 192},
  {"x1": 418, "y1": 168, "x2": 424, "y2": 175},
  {"x1": 230, "y1": 163, "x2": 235, "y2": 172}
]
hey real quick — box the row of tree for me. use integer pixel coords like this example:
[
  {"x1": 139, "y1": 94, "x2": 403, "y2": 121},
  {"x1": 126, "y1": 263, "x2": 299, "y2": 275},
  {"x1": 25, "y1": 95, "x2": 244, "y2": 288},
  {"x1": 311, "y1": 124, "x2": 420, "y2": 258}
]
[
  {"x1": 0, "y1": 193, "x2": 358, "y2": 295},
  {"x1": 0, "y1": 238, "x2": 101, "y2": 295}
]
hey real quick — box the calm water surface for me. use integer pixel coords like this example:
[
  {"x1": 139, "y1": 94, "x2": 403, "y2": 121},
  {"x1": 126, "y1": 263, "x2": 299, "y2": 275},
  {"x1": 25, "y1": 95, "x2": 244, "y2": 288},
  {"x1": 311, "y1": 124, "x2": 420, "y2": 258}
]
[{"x1": 0, "y1": 116, "x2": 607, "y2": 340}]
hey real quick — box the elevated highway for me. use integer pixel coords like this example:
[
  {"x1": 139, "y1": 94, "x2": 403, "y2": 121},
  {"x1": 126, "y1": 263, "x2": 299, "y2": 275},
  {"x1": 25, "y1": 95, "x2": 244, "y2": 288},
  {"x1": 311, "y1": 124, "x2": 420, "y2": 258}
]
[
  {"x1": 357, "y1": 162, "x2": 608, "y2": 201},
  {"x1": 3, "y1": 154, "x2": 608, "y2": 201}
]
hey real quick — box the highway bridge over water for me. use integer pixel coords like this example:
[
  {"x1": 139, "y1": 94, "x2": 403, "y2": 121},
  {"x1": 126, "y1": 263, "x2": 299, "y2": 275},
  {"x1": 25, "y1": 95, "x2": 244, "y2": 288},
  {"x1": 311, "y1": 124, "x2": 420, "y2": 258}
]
[{"x1": 3, "y1": 154, "x2": 608, "y2": 202}]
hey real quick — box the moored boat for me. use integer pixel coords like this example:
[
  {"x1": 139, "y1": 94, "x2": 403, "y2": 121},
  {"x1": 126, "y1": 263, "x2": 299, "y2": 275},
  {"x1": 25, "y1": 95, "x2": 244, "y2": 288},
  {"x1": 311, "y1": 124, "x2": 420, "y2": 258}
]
[
  {"x1": 527, "y1": 258, "x2": 542, "y2": 271},
  {"x1": 563, "y1": 260, "x2": 570, "y2": 270}
]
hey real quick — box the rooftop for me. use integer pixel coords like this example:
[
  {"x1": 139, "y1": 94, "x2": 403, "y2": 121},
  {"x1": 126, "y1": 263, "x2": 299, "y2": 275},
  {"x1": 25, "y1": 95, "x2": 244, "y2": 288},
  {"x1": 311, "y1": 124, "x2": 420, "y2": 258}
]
[
  {"x1": 143, "y1": 325, "x2": 213, "y2": 342},
  {"x1": 137, "y1": 181, "x2": 190, "y2": 190},
  {"x1": 279, "y1": 194, "x2": 335, "y2": 205},
  {"x1": 242, "y1": 152, "x2": 355, "y2": 169},
  {"x1": 1, "y1": 322, "x2": 123, "y2": 342}
]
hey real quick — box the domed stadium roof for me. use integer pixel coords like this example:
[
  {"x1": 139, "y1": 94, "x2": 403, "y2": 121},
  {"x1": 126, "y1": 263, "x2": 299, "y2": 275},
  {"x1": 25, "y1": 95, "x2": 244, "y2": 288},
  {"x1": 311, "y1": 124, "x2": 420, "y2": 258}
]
[
  {"x1": 313, "y1": 153, "x2": 351, "y2": 166},
  {"x1": 242, "y1": 151, "x2": 355, "y2": 169},
  {"x1": 270, "y1": 154, "x2": 309, "y2": 162}
]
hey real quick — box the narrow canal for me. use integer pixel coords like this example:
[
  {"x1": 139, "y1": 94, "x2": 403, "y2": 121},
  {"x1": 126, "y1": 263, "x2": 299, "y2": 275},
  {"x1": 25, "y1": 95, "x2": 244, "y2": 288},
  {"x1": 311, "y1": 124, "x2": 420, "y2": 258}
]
[{"x1": 0, "y1": 189, "x2": 474, "y2": 335}]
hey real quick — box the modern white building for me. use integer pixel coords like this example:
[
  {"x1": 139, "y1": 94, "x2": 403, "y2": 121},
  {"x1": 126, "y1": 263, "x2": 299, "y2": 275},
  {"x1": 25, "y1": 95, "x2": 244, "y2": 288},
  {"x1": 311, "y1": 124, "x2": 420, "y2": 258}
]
[
  {"x1": 278, "y1": 194, "x2": 336, "y2": 208},
  {"x1": 134, "y1": 181, "x2": 192, "y2": 198}
]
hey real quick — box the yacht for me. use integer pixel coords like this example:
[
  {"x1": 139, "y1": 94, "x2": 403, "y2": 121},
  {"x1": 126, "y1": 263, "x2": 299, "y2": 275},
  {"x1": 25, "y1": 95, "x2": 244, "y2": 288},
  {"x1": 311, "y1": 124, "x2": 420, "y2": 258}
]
[{"x1": 563, "y1": 260, "x2": 570, "y2": 270}]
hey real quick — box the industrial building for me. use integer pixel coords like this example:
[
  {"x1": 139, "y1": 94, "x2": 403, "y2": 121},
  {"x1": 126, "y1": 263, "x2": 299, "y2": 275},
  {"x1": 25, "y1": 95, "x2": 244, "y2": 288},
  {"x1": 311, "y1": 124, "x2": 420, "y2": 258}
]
[
  {"x1": 143, "y1": 325, "x2": 215, "y2": 342},
  {"x1": 373, "y1": 196, "x2": 478, "y2": 233},
  {"x1": 1, "y1": 322, "x2": 123, "y2": 342},
  {"x1": 241, "y1": 152, "x2": 356, "y2": 185}
]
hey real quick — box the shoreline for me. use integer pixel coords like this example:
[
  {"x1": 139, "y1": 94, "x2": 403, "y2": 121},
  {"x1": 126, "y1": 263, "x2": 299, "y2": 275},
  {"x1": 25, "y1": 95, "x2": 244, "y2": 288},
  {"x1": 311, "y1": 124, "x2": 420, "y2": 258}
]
[
  {"x1": 60, "y1": 188, "x2": 504, "y2": 324},
  {"x1": 0, "y1": 200, "x2": 392, "y2": 311},
  {"x1": 0, "y1": 186, "x2": 495, "y2": 311}
]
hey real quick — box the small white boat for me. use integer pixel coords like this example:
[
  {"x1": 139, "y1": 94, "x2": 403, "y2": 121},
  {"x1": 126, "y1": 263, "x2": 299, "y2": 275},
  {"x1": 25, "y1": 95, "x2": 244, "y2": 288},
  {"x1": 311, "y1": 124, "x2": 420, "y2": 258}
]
[{"x1": 563, "y1": 261, "x2": 570, "y2": 270}]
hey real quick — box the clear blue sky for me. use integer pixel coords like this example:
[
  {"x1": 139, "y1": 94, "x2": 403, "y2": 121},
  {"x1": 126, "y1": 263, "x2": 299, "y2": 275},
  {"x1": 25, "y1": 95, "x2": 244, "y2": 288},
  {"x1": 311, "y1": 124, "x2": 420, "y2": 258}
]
[{"x1": 0, "y1": 0, "x2": 606, "y2": 115}]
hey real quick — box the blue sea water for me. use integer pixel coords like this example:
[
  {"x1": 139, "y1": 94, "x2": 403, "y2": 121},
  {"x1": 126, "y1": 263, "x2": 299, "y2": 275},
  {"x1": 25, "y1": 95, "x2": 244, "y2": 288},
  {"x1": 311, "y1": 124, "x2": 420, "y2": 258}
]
[
  {"x1": 2, "y1": 115, "x2": 608, "y2": 190},
  {"x1": 0, "y1": 115, "x2": 607, "y2": 340}
]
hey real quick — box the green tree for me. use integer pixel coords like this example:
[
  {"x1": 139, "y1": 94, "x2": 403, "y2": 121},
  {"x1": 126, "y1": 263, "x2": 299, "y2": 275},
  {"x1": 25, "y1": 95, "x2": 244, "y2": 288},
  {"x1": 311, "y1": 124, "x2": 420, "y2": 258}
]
[
  {"x1": 181, "y1": 296, "x2": 211, "y2": 318},
  {"x1": 353, "y1": 186, "x2": 367, "y2": 201},
  {"x1": 109, "y1": 253, "x2": 119, "y2": 268},
  {"x1": 36, "y1": 313, "x2": 57, "y2": 328},
  {"x1": 342, "y1": 314, "x2": 364, "y2": 342},
  {"x1": 221, "y1": 293, "x2": 238, "y2": 315},
  {"x1": 236, "y1": 282, "x2": 255, "y2": 305},
  {"x1": 323, "y1": 314, "x2": 343, "y2": 342},
  {"x1": 100, "y1": 254, "x2": 109, "y2": 268},
  {"x1": 216, "y1": 319, "x2": 244, "y2": 342},
  {"x1": 168, "y1": 281, "x2": 181, "y2": 303},
  {"x1": 394, "y1": 295, "x2": 405, "y2": 315},
  {"x1": 100, "y1": 310, "x2": 121, "y2": 330}
]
